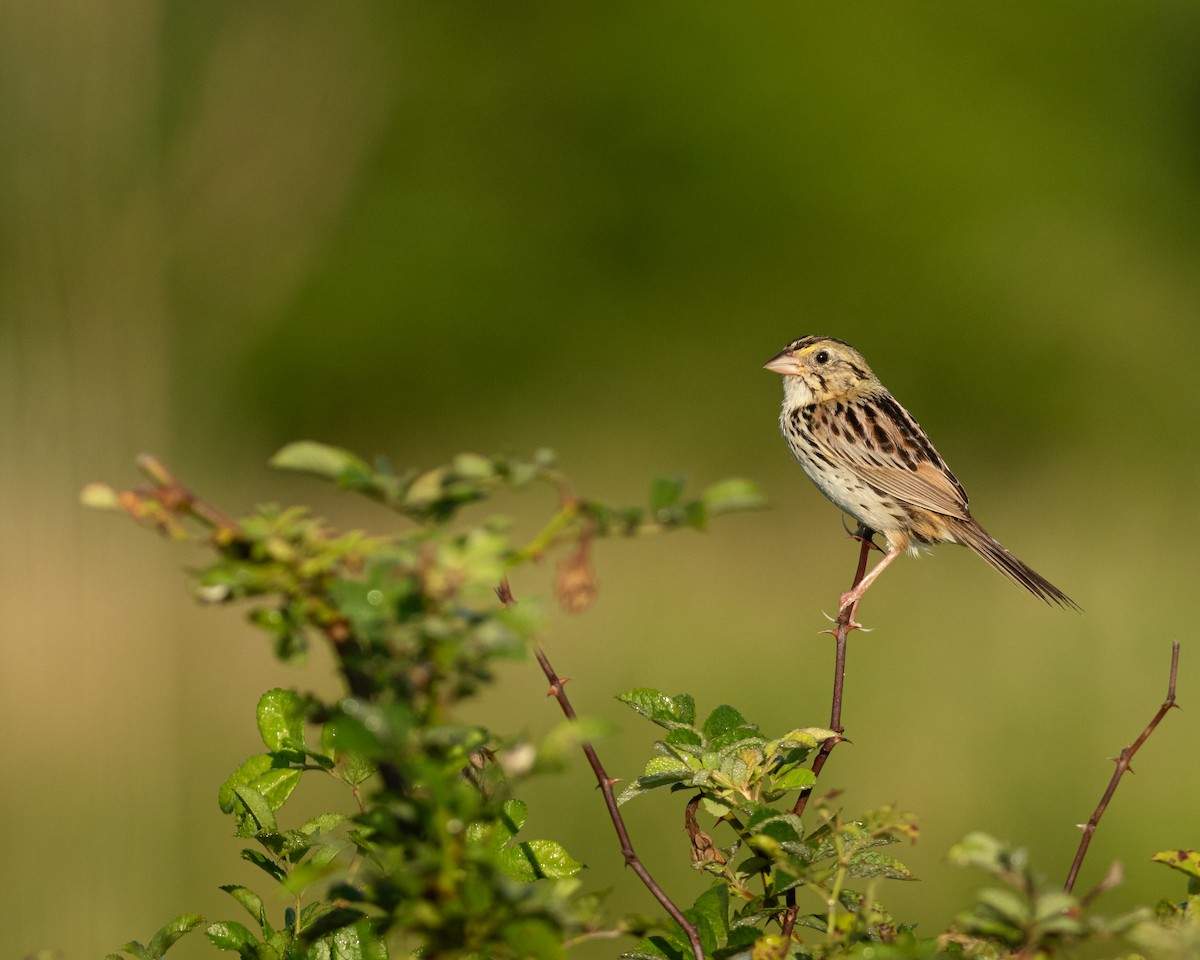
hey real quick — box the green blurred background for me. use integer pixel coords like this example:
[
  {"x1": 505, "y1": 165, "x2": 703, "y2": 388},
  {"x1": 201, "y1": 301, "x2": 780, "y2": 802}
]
[{"x1": 3, "y1": 2, "x2": 1199, "y2": 956}]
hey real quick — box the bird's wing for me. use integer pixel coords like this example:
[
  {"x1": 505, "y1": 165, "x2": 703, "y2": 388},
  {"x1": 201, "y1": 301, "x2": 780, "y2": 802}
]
[{"x1": 812, "y1": 395, "x2": 971, "y2": 520}]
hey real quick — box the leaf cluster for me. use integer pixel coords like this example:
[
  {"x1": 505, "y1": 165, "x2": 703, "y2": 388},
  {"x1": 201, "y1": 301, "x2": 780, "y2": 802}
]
[
  {"x1": 616, "y1": 691, "x2": 916, "y2": 958},
  {"x1": 89, "y1": 443, "x2": 762, "y2": 959},
  {"x1": 613, "y1": 693, "x2": 1200, "y2": 960}
]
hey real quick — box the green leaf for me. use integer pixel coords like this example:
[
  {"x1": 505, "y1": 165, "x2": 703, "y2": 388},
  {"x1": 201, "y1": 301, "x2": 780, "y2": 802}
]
[
  {"x1": 145, "y1": 915, "x2": 204, "y2": 958},
  {"x1": 298, "y1": 900, "x2": 343, "y2": 931},
  {"x1": 269, "y1": 442, "x2": 371, "y2": 483},
  {"x1": 701, "y1": 704, "x2": 748, "y2": 738},
  {"x1": 686, "y1": 883, "x2": 729, "y2": 954},
  {"x1": 771, "y1": 727, "x2": 836, "y2": 751},
  {"x1": 498, "y1": 839, "x2": 584, "y2": 882},
  {"x1": 1152, "y1": 849, "x2": 1200, "y2": 880},
  {"x1": 451, "y1": 452, "x2": 496, "y2": 479},
  {"x1": 117, "y1": 943, "x2": 148, "y2": 960},
  {"x1": 321, "y1": 718, "x2": 379, "y2": 784},
  {"x1": 307, "y1": 844, "x2": 343, "y2": 873},
  {"x1": 220, "y1": 885, "x2": 269, "y2": 932},
  {"x1": 618, "y1": 756, "x2": 696, "y2": 805},
  {"x1": 682, "y1": 500, "x2": 707, "y2": 531},
  {"x1": 281, "y1": 738, "x2": 335, "y2": 770},
  {"x1": 617, "y1": 689, "x2": 696, "y2": 728},
  {"x1": 949, "y1": 832, "x2": 1010, "y2": 874},
  {"x1": 701, "y1": 478, "x2": 766, "y2": 515},
  {"x1": 623, "y1": 935, "x2": 688, "y2": 959},
  {"x1": 665, "y1": 727, "x2": 702, "y2": 748},
  {"x1": 241, "y1": 848, "x2": 287, "y2": 883},
  {"x1": 298, "y1": 905, "x2": 367, "y2": 941},
  {"x1": 502, "y1": 918, "x2": 564, "y2": 960},
  {"x1": 219, "y1": 755, "x2": 279, "y2": 814},
  {"x1": 499, "y1": 798, "x2": 527, "y2": 842},
  {"x1": 638, "y1": 756, "x2": 694, "y2": 787},
  {"x1": 1032, "y1": 891, "x2": 1081, "y2": 931},
  {"x1": 257, "y1": 689, "x2": 306, "y2": 752},
  {"x1": 716, "y1": 753, "x2": 750, "y2": 787},
  {"x1": 749, "y1": 813, "x2": 803, "y2": 845},
  {"x1": 701, "y1": 705, "x2": 759, "y2": 749},
  {"x1": 301, "y1": 812, "x2": 347, "y2": 836},
  {"x1": 338, "y1": 753, "x2": 377, "y2": 786},
  {"x1": 976, "y1": 886, "x2": 1031, "y2": 925},
  {"x1": 205, "y1": 920, "x2": 258, "y2": 951},
  {"x1": 771, "y1": 766, "x2": 817, "y2": 792},
  {"x1": 250, "y1": 768, "x2": 303, "y2": 813},
  {"x1": 846, "y1": 850, "x2": 917, "y2": 881},
  {"x1": 234, "y1": 784, "x2": 277, "y2": 834},
  {"x1": 650, "y1": 476, "x2": 686, "y2": 513}
]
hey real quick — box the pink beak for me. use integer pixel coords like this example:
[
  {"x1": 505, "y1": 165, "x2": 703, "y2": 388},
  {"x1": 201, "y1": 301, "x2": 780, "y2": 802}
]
[{"x1": 763, "y1": 351, "x2": 801, "y2": 376}]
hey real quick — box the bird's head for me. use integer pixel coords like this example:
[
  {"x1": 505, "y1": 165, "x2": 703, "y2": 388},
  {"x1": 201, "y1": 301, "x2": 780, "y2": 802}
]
[{"x1": 764, "y1": 336, "x2": 878, "y2": 404}]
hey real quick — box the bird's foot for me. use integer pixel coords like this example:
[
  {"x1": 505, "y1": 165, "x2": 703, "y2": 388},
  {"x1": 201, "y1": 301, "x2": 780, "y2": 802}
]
[{"x1": 837, "y1": 590, "x2": 864, "y2": 630}]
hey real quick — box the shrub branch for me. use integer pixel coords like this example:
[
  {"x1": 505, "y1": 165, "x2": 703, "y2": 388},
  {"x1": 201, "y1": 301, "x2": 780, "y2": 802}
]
[
  {"x1": 792, "y1": 524, "x2": 876, "y2": 820},
  {"x1": 1064, "y1": 640, "x2": 1181, "y2": 894},
  {"x1": 498, "y1": 579, "x2": 707, "y2": 960},
  {"x1": 781, "y1": 526, "x2": 876, "y2": 943}
]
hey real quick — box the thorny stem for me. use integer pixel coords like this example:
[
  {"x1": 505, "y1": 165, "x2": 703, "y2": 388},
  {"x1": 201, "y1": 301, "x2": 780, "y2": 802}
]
[
  {"x1": 1064, "y1": 641, "x2": 1181, "y2": 894},
  {"x1": 781, "y1": 526, "x2": 876, "y2": 943},
  {"x1": 498, "y1": 580, "x2": 706, "y2": 960},
  {"x1": 793, "y1": 525, "x2": 875, "y2": 820}
]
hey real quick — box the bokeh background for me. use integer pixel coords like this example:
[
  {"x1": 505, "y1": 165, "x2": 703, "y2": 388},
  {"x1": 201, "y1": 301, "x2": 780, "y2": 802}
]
[{"x1": 3, "y1": 3, "x2": 1200, "y2": 956}]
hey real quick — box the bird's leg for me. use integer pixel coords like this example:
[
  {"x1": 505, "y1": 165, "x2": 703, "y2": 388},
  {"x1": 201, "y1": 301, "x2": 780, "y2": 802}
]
[{"x1": 838, "y1": 542, "x2": 902, "y2": 622}]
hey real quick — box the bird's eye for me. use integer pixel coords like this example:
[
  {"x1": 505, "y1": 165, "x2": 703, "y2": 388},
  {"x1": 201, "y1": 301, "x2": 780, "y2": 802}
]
[{"x1": 814, "y1": 350, "x2": 830, "y2": 365}]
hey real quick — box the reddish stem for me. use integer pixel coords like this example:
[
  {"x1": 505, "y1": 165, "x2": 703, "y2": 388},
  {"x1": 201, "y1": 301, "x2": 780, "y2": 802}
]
[
  {"x1": 500, "y1": 581, "x2": 706, "y2": 960},
  {"x1": 781, "y1": 527, "x2": 876, "y2": 943},
  {"x1": 1064, "y1": 641, "x2": 1181, "y2": 893}
]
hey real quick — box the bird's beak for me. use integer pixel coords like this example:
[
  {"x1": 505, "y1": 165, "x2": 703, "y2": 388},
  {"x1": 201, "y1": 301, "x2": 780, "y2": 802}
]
[{"x1": 763, "y1": 351, "x2": 801, "y2": 376}]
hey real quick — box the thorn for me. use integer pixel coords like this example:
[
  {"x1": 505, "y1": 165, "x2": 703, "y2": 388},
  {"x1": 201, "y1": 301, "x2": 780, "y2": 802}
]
[{"x1": 1075, "y1": 823, "x2": 1087, "y2": 831}]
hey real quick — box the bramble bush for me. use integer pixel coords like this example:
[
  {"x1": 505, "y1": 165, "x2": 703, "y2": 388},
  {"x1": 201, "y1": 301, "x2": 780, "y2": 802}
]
[{"x1": 81, "y1": 442, "x2": 1195, "y2": 959}]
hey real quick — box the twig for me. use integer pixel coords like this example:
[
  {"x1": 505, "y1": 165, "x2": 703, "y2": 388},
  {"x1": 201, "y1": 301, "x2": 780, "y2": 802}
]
[
  {"x1": 1064, "y1": 641, "x2": 1180, "y2": 894},
  {"x1": 781, "y1": 526, "x2": 876, "y2": 943},
  {"x1": 792, "y1": 525, "x2": 875, "y2": 819},
  {"x1": 134, "y1": 453, "x2": 240, "y2": 534},
  {"x1": 498, "y1": 580, "x2": 706, "y2": 960}
]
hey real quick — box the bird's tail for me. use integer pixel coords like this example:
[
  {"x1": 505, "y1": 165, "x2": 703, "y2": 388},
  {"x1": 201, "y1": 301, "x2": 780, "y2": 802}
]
[{"x1": 948, "y1": 517, "x2": 1079, "y2": 610}]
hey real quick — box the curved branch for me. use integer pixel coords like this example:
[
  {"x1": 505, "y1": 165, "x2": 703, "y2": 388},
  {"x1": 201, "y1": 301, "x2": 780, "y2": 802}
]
[
  {"x1": 499, "y1": 580, "x2": 706, "y2": 960},
  {"x1": 1064, "y1": 641, "x2": 1181, "y2": 894}
]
